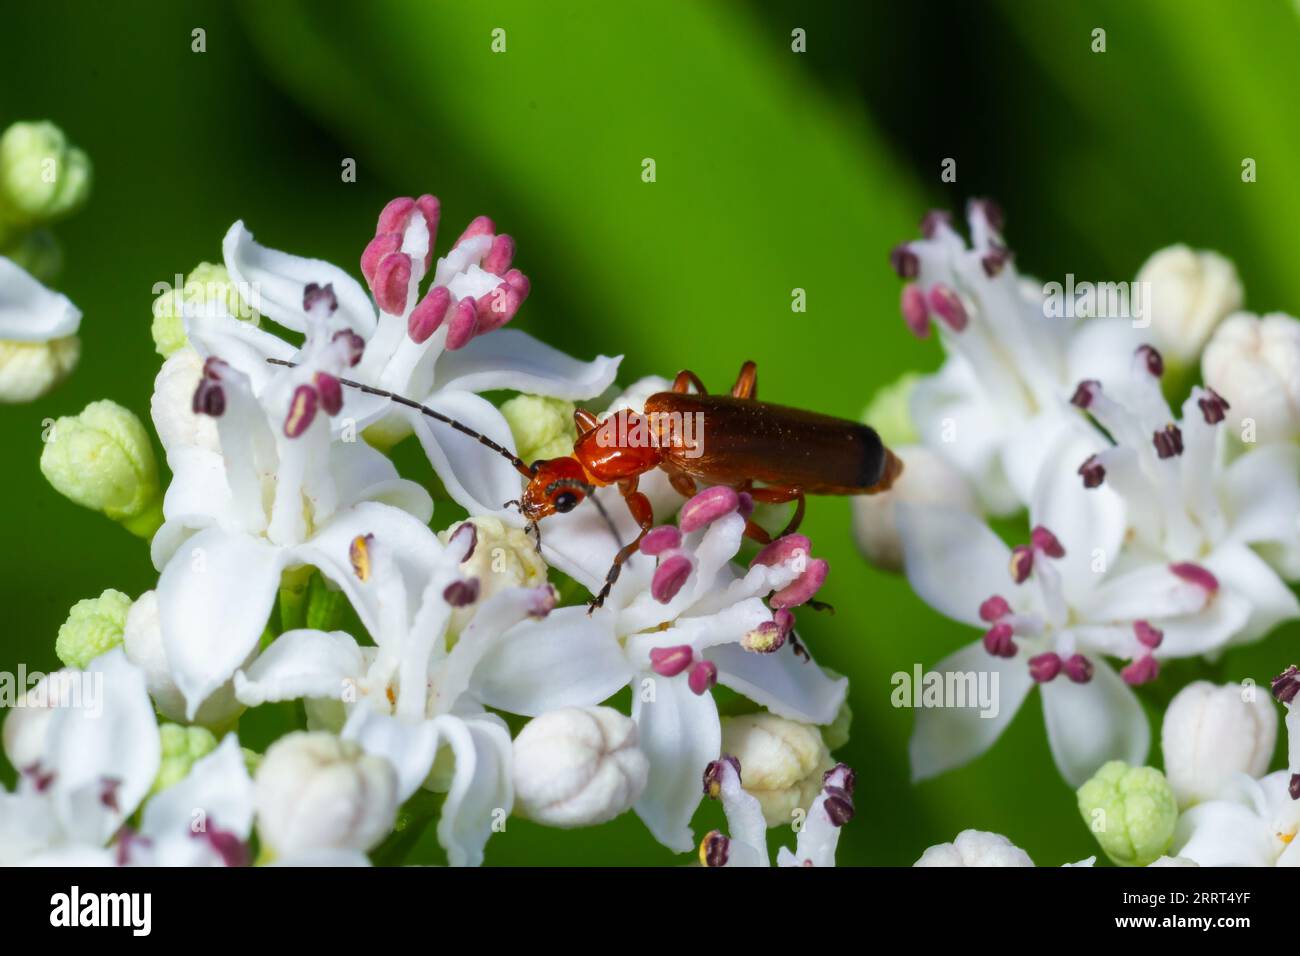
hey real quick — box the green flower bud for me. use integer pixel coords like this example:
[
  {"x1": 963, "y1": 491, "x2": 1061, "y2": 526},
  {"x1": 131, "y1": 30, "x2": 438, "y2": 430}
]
[
  {"x1": 151, "y1": 262, "x2": 258, "y2": 358},
  {"x1": 55, "y1": 588, "x2": 131, "y2": 668},
  {"x1": 0, "y1": 122, "x2": 92, "y2": 233},
  {"x1": 500, "y1": 394, "x2": 577, "y2": 464},
  {"x1": 0, "y1": 335, "x2": 79, "y2": 404},
  {"x1": 151, "y1": 723, "x2": 218, "y2": 796},
  {"x1": 862, "y1": 372, "x2": 921, "y2": 448},
  {"x1": 1076, "y1": 761, "x2": 1178, "y2": 867},
  {"x1": 40, "y1": 399, "x2": 163, "y2": 537}
]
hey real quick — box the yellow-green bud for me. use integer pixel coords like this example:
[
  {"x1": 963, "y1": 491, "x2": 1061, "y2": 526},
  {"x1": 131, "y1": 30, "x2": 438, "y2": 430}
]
[
  {"x1": 151, "y1": 723, "x2": 218, "y2": 796},
  {"x1": 0, "y1": 122, "x2": 92, "y2": 233},
  {"x1": 151, "y1": 262, "x2": 258, "y2": 358},
  {"x1": 55, "y1": 588, "x2": 131, "y2": 668},
  {"x1": 500, "y1": 394, "x2": 577, "y2": 464},
  {"x1": 1077, "y1": 761, "x2": 1178, "y2": 867},
  {"x1": 862, "y1": 372, "x2": 921, "y2": 448},
  {"x1": 0, "y1": 335, "x2": 79, "y2": 403},
  {"x1": 40, "y1": 399, "x2": 163, "y2": 537}
]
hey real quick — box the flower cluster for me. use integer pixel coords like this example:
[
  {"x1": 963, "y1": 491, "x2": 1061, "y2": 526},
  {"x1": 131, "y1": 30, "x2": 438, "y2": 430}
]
[
  {"x1": 10, "y1": 189, "x2": 853, "y2": 867},
  {"x1": 863, "y1": 201, "x2": 1300, "y2": 790}
]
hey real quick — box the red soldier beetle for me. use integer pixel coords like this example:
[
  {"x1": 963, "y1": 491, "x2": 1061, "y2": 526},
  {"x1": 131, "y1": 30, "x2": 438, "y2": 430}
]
[{"x1": 269, "y1": 358, "x2": 903, "y2": 611}]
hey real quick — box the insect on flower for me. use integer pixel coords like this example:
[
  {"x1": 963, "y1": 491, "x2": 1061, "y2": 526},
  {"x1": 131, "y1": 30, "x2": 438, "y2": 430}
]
[{"x1": 271, "y1": 358, "x2": 903, "y2": 610}]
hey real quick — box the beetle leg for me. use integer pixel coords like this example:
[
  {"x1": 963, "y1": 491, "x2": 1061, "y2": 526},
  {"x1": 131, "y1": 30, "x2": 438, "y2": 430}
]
[
  {"x1": 666, "y1": 469, "x2": 698, "y2": 500},
  {"x1": 748, "y1": 485, "x2": 806, "y2": 537},
  {"x1": 730, "y1": 360, "x2": 758, "y2": 400},
  {"x1": 743, "y1": 520, "x2": 772, "y2": 545},
  {"x1": 588, "y1": 485, "x2": 655, "y2": 613},
  {"x1": 672, "y1": 369, "x2": 708, "y2": 394},
  {"x1": 574, "y1": 408, "x2": 599, "y2": 437}
]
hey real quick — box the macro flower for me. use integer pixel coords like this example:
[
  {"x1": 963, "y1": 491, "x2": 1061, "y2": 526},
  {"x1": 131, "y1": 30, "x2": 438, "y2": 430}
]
[
  {"x1": 1161, "y1": 680, "x2": 1277, "y2": 809},
  {"x1": 512, "y1": 706, "x2": 649, "y2": 827},
  {"x1": 233, "y1": 512, "x2": 574, "y2": 865},
  {"x1": 531, "y1": 461, "x2": 847, "y2": 852},
  {"x1": 150, "y1": 311, "x2": 433, "y2": 717},
  {"x1": 0, "y1": 254, "x2": 80, "y2": 402},
  {"x1": 1201, "y1": 310, "x2": 1300, "y2": 445},
  {"x1": 898, "y1": 412, "x2": 1266, "y2": 785},
  {"x1": 697, "y1": 756, "x2": 856, "y2": 867},
  {"x1": 189, "y1": 196, "x2": 620, "y2": 518},
  {"x1": 889, "y1": 200, "x2": 1143, "y2": 514},
  {"x1": 1069, "y1": 345, "x2": 1300, "y2": 645}
]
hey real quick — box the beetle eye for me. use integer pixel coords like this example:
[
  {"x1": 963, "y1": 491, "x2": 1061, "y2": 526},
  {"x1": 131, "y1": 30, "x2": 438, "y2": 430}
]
[{"x1": 553, "y1": 491, "x2": 580, "y2": 513}]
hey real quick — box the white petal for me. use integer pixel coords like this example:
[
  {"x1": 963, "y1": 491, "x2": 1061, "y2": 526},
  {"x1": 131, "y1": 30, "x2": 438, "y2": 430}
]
[
  {"x1": 1174, "y1": 797, "x2": 1277, "y2": 867},
  {"x1": 896, "y1": 503, "x2": 1017, "y2": 626},
  {"x1": 406, "y1": 391, "x2": 524, "y2": 518},
  {"x1": 632, "y1": 672, "x2": 720, "y2": 853},
  {"x1": 45, "y1": 650, "x2": 160, "y2": 845},
  {"x1": 432, "y1": 713, "x2": 514, "y2": 867},
  {"x1": 1029, "y1": 422, "x2": 1125, "y2": 606},
  {"x1": 157, "y1": 528, "x2": 289, "y2": 717},
  {"x1": 183, "y1": 304, "x2": 296, "y2": 393},
  {"x1": 1040, "y1": 659, "x2": 1149, "y2": 788},
  {"x1": 141, "y1": 734, "x2": 254, "y2": 842},
  {"x1": 1065, "y1": 316, "x2": 1145, "y2": 393},
  {"x1": 434, "y1": 328, "x2": 621, "y2": 400},
  {"x1": 0, "y1": 256, "x2": 80, "y2": 341},
  {"x1": 470, "y1": 606, "x2": 633, "y2": 715},
  {"x1": 327, "y1": 440, "x2": 433, "y2": 522},
  {"x1": 235, "y1": 630, "x2": 365, "y2": 707},
  {"x1": 223, "y1": 221, "x2": 376, "y2": 335},
  {"x1": 710, "y1": 640, "x2": 847, "y2": 725},
  {"x1": 1206, "y1": 542, "x2": 1300, "y2": 646},
  {"x1": 1224, "y1": 443, "x2": 1300, "y2": 548},
  {"x1": 908, "y1": 641, "x2": 1035, "y2": 782},
  {"x1": 342, "y1": 708, "x2": 441, "y2": 802}
]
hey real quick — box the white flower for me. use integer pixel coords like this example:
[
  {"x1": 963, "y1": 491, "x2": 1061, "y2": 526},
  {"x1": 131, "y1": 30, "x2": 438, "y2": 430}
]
[
  {"x1": 719, "y1": 712, "x2": 832, "y2": 827},
  {"x1": 150, "y1": 314, "x2": 434, "y2": 717},
  {"x1": 122, "y1": 590, "x2": 241, "y2": 727},
  {"x1": 1172, "y1": 771, "x2": 1300, "y2": 866},
  {"x1": 512, "y1": 706, "x2": 648, "y2": 827},
  {"x1": 697, "y1": 756, "x2": 855, "y2": 867},
  {"x1": 527, "y1": 468, "x2": 847, "y2": 852},
  {"x1": 1162, "y1": 680, "x2": 1276, "y2": 808},
  {"x1": 1202, "y1": 311, "x2": 1300, "y2": 444},
  {"x1": 151, "y1": 346, "x2": 220, "y2": 458},
  {"x1": 233, "y1": 513, "x2": 568, "y2": 866},
  {"x1": 0, "y1": 254, "x2": 80, "y2": 402},
  {"x1": 254, "y1": 731, "x2": 399, "y2": 859},
  {"x1": 1136, "y1": 244, "x2": 1242, "y2": 366},
  {"x1": 437, "y1": 515, "x2": 548, "y2": 633},
  {"x1": 194, "y1": 196, "x2": 620, "y2": 518},
  {"x1": 913, "y1": 829, "x2": 1034, "y2": 867},
  {"x1": 889, "y1": 201, "x2": 1143, "y2": 514},
  {"x1": 897, "y1": 406, "x2": 1272, "y2": 786},
  {"x1": 851, "y1": 444, "x2": 977, "y2": 571},
  {"x1": 1070, "y1": 346, "x2": 1300, "y2": 641}
]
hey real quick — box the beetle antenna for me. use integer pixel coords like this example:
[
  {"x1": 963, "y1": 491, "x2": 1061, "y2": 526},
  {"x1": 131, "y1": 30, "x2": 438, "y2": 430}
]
[{"x1": 267, "y1": 357, "x2": 534, "y2": 478}]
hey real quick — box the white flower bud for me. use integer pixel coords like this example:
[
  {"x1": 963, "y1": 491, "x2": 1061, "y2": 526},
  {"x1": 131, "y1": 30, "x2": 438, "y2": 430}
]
[
  {"x1": 913, "y1": 829, "x2": 1034, "y2": 867},
  {"x1": 1161, "y1": 680, "x2": 1276, "y2": 808},
  {"x1": 1136, "y1": 244, "x2": 1242, "y2": 365},
  {"x1": 1202, "y1": 311, "x2": 1300, "y2": 443},
  {"x1": 851, "y1": 445, "x2": 977, "y2": 571},
  {"x1": 254, "y1": 731, "x2": 400, "y2": 858},
  {"x1": 151, "y1": 346, "x2": 220, "y2": 457},
  {"x1": 122, "y1": 590, "x2": 241, "y2": 728},
  {"x1": 720, "y1": 713, "x2": 832, "y2": 827},
  {"x1": 512, "y1": 707, "x2": 648, "y2": 828}
]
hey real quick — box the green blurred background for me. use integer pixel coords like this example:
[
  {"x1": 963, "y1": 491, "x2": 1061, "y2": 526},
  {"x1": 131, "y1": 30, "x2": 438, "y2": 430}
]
[{"x1": 3, "y1": 0, "x2": 1299, "y2": 865}]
